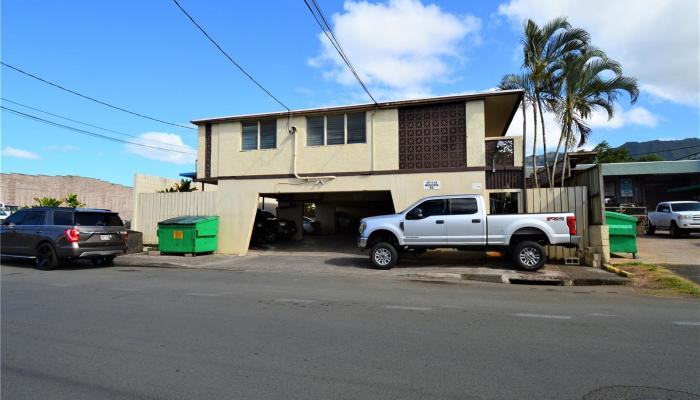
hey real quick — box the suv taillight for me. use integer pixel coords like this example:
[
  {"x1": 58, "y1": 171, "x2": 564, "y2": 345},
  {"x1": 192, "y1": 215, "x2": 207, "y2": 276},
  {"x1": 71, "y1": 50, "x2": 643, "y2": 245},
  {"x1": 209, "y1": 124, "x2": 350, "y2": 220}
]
[
  {"x1": 65, "y1": 228, "x2": 80, "y2": 243},
  {"x1": 566, "y1": 216, "x2": 577, "y2": 235},
  {"x1": 120, "y1": 230, "x2": 128, "y2": 240}
]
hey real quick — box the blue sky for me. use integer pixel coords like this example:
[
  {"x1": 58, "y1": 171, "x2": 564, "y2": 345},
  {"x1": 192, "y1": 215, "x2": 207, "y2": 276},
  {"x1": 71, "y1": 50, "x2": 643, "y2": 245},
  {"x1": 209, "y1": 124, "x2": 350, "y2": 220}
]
[{"x1": 2, "y1": 0, "x2": 698, "y2": 186}]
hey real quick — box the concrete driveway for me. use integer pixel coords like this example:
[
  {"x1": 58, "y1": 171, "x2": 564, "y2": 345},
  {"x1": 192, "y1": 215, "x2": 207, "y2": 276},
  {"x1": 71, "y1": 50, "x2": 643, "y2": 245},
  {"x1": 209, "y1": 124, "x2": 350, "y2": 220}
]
[{"x1": 613, "y1": 233, "x2": 700, "y2": 283}]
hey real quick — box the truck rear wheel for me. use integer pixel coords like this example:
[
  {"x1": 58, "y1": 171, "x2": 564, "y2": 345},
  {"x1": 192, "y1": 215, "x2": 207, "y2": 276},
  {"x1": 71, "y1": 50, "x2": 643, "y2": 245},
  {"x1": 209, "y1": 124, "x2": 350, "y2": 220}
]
[
  {"x1": 512, "y1": 241, "x2": 546, "y2": 271},
  {"x1": 370, "y1": 242, "x2": 398, "y2": 270}
]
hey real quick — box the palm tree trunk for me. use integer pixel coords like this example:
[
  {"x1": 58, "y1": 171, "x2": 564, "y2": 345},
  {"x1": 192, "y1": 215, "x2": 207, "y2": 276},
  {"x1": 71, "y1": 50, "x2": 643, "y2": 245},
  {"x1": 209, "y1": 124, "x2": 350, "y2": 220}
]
[
  {"x1": 550, "y1": 129, "x2": 564, "y2": 187},
  {"x1": 532, "y1": 101, "x2": 540, "y2": 188},
  {"x1": 536, "y1": 93, "x2": 552, "y2": 188},
  {"x1": 560, "y1": 127, "x2": 572, "y2": 188}
]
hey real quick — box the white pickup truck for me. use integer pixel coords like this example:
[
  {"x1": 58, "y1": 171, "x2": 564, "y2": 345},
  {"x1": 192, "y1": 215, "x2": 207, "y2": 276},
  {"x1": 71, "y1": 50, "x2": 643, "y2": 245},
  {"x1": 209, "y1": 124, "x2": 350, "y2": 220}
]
[
  {"x1": 358, "y1": 194, "x2": 580, "y2": 271},
  {"x1": 646, "y1": 201, "x2": 700, "y2": 237}
]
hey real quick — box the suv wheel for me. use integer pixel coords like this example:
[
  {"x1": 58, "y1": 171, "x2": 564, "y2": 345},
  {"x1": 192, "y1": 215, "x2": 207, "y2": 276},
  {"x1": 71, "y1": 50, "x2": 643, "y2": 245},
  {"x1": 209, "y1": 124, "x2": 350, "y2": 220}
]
[
  {"x1": 512, "y1": 241, "x2": 546, "y2": 271},
  {"x1": 36, "y1": 243, "x2": 59, "y2": 271},
  {"x1": 370, "y1": 242, "x2": 398, "y2": 269}
]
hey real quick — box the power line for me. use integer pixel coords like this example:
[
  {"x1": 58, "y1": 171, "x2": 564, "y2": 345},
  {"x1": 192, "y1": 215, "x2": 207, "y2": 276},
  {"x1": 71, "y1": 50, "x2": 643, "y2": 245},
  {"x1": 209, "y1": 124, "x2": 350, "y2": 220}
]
[
  {"x1": 170, "y1": 0, "x2": 290, "y2": 111},
  {"x1": 1, "y1": 106, "x2": 196, "y2": 155},
  {"x1": 628, "y1": 145, "x2": 700, "y2": 157},
  {"x1": 0, "y1": 61, "x2": 196, "y2": 131},
  {"x1": 302, "y1": 0, "x2": 377, "y2": 105},
  {"x1": 1, "y1": 98, "x2": 194, "y2": 150},
  {"x1": 675, "y1": 150, "x2": 700, "y2": 160}
]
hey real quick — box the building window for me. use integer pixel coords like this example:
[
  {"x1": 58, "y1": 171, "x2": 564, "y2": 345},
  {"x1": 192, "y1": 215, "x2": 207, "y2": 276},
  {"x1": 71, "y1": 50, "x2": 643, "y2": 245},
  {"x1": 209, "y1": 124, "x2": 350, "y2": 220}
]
[
  {"x1": 242, "y1": 119, "x2": 276, "y2": 151},
  {"x1": 306, "y1": 112, "x2": 366, "y2": 146},
  {"x1": 489, "y1": 192, "x2": 519, "y2": 214}
]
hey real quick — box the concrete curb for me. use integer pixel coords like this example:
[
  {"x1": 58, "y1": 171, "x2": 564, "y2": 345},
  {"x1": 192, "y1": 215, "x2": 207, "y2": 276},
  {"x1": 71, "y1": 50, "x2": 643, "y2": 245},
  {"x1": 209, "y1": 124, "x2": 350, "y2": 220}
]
[{"x1": 602, "y1": 264, "x2": 633, "y2": 278}]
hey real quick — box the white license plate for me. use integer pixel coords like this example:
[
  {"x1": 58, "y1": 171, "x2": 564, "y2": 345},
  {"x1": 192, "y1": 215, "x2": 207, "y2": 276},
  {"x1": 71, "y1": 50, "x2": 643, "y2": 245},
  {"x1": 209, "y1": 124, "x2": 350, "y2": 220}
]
[{"x1": 100, "y1": 235, "x2": 112, "y2": 241}]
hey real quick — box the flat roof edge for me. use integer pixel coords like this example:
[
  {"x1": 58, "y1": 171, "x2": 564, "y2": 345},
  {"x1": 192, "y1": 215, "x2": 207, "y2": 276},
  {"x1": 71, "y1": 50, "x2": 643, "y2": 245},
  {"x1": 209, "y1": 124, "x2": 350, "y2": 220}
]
[{"x1": 190, "y1": 89, "x2": 524, "y2": 125}]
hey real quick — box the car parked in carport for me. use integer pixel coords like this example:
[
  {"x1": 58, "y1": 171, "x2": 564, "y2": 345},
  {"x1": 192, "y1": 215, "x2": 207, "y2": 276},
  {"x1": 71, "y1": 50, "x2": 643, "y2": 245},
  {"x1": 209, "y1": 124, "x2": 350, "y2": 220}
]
[
  {"x1": 0, "y1": 207, "x2": 128, "y2": 270},
  {"x1": 251, "y1": 209, "x2": 297, "y2": 243}
]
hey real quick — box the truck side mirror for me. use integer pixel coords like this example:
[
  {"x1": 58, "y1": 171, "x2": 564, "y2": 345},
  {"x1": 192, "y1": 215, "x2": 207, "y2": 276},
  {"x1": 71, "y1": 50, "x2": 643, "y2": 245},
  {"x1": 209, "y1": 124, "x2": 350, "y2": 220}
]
[{"x1": 407, "y1": 208, "x2": 423, "y2": 220}]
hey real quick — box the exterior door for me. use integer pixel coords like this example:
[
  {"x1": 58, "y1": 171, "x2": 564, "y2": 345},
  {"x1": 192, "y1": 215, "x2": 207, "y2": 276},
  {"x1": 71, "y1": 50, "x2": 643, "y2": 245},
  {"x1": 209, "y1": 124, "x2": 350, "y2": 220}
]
[
  {"x1": 403, "y1": 199, "x2": 447, "y2": 245},
  {"x1": 445, "y1": 197, "x2": 485, "y2": 245},
  {"x1": 0, "y1": 210, "x2": 29, "y2": 255},
  {"x1": 14, "y1": 210, "x2": 48, "y2": 255}
]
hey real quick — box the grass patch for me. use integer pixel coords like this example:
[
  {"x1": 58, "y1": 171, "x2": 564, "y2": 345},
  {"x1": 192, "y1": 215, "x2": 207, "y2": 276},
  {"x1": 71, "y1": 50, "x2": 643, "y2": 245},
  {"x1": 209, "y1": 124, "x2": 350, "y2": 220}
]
[{"x1": 617, "y1": 262, "x2": 700, "y2": 298}]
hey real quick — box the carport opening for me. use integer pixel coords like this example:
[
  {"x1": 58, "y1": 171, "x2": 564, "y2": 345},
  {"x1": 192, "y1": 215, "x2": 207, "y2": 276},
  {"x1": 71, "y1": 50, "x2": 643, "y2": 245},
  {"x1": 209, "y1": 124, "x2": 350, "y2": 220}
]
[{"x1": 251, "y1": 191, "x2": 395, "y2": 253}]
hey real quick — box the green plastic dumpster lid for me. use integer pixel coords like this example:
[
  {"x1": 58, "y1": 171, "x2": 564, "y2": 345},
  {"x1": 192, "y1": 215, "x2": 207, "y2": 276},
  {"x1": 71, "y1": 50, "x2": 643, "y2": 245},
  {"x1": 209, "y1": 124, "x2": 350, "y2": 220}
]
[
  {"x1": 604, "y1": 211, "x2": 638, "y2": 223},
  {"x1": 158, "y1": 216, "x2": 218, "y2": 225}
]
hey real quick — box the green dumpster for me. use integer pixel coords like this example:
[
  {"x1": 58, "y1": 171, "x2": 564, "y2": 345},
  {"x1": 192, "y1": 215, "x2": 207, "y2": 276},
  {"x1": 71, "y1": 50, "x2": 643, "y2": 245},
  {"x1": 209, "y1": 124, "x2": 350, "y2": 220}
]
[
  {"x1": 605, "y1": 211, "x2": 638, "y2": 258},
  {"x1": 157, "y1": 216, "x2": 218, "y2": 255}
]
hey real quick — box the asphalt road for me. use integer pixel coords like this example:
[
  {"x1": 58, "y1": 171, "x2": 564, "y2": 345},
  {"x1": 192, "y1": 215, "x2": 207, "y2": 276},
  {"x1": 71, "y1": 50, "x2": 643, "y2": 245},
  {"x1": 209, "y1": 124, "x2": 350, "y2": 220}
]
[{"x1": 2, "y1": 262, "x2": 699, "y2": 400}]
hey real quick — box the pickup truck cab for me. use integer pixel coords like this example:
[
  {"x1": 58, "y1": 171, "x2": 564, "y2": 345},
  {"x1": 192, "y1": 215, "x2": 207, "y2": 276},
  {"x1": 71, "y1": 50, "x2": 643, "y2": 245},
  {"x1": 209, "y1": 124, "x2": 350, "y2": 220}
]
[
  {"x1": 646, "y1": 201, "x2": 700, "y2": 237},
  {"x1": 358, "y1": 194, "x2": 580, "y2": 271}
]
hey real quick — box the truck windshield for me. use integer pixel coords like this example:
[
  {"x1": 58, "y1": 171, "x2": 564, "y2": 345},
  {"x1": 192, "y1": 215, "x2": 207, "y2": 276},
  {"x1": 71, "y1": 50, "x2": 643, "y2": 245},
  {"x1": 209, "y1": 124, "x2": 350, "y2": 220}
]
[
  {"x1": 75, "y1": 213, "x2": 123, "y2": 226},
  {"x1": 671, "y1": 203, "x2": 700, "y2": 212}
]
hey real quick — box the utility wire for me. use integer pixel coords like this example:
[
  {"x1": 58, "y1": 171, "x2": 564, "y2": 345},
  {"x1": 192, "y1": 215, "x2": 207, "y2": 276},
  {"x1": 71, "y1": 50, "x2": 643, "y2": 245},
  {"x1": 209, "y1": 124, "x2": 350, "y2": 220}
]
[
  {"x1": 675, "y1": 150, "x2": 700, "y2": 160},
  {"x1": 1, "y1": 106, "x2": 196, "y2": 155},
  {"x1": 1, "y1": 98, "x2": 194, "y2": 150},
  {"x1": 170, "y1": 0, "x2": 290, "y2": 112},
  {"x1": 0, "y1": 61, "x2": 196, "y2": 130},
  {"x1": 627, "y1": 145, "x2": 700, "y2": 157},
  {"x1": 302, "y1": 0, "x2": 377, "y2": 105}
]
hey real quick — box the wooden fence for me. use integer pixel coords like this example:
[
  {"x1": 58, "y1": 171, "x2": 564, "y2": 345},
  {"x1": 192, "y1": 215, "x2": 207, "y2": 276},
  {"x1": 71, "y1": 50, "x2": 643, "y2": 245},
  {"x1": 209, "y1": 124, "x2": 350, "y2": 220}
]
[
  {"x1": 134, "y1": 192, "x2": 218, "y2": 244},
  {"x1": 526, "y1": 186, "x2": 588, "y2": 261}
]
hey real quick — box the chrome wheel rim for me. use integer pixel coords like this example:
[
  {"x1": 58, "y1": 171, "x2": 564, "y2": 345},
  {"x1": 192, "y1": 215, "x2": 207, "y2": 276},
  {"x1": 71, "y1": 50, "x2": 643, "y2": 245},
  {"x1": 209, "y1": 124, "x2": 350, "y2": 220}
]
[
  {"x1": 374, "y1": 248, "x2": 392, "y2": 266},
  {"x1": 519, "y1": 247, "x2": 540, "y2": 267}
]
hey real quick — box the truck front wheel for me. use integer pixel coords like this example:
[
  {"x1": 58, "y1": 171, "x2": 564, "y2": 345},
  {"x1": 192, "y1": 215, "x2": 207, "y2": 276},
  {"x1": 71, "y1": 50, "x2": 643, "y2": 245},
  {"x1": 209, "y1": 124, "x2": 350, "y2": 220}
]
[
  {"x1": 370, "y1": 242, "x2": 398, "y2": 269},
  {"x1": 512, "y1": 241, "x2": 546, "y2": 271}
]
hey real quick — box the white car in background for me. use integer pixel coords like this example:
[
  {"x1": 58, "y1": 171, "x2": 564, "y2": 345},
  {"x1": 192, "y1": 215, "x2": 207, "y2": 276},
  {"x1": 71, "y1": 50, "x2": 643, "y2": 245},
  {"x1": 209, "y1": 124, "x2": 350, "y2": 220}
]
[
  {"x1": 0, "y1": 208, "x2": 10, "y2": 222},
  {"x1": 646, "y1": 201, "x2": 700, "y2": 237}
]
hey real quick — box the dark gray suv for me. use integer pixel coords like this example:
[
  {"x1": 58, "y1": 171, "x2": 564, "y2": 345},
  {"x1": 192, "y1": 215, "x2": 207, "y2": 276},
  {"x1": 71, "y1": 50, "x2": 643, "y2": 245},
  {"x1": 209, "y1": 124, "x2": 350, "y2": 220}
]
[{"x1": 0, "y1": 207, "x2": 127, "y2": 270}]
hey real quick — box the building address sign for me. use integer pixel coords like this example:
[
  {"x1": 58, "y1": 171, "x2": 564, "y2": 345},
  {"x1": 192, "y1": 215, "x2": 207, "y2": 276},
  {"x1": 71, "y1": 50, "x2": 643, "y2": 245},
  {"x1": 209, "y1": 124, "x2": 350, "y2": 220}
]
[{"x1": 423, "y1": 180, "x2": 441, "y2": 190}]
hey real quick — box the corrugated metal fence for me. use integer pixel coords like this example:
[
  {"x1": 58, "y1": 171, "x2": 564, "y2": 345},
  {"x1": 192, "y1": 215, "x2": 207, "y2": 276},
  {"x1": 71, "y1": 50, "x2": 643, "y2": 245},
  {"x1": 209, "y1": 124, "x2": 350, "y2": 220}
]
[
  {"x1": 135, "y1": 192, "x2": 218, "y2": 244},
  {"x1": 526, "y1": 186, "x2": 588, "y2": 261}
]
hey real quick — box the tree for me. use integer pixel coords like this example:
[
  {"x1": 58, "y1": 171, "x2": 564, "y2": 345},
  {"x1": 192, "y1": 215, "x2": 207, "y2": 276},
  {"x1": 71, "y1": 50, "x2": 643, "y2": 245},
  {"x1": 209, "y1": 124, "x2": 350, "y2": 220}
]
[
  {"x1": 594, "y1": 141, "x2": 633, "y2": 163},
  {"x1": 64, "y1": 193, "x2": 86, "y2": 208},
  {"x1": 550, "y1": 48, "x2": 639, "y2": 185},
  {"x1": 499, "y1": 73, "x2": 538, "y2": 187},
  {"x1": 160, "y1": 179, "x2": 197, "y2": 193},
  {"x1": 34, "y1": 197, "x2": 63, "y2": 207},
  {"x1": 636, "y1": 154, "x2": 663, "y2": 162},
  {"x1": 521, "y1": 17, "x2": 590, "y2": 187}
]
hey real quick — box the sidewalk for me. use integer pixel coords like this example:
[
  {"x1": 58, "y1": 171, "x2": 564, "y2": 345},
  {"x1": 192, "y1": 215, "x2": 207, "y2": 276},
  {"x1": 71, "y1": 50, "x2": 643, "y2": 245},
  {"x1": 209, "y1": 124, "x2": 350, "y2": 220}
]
[{"x1": 116, "y1": 251, "x2": 627, "y2": 286}]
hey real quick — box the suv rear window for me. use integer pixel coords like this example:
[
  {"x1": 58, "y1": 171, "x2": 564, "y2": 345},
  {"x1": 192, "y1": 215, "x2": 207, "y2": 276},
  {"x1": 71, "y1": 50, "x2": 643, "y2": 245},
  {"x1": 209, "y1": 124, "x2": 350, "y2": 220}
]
[
  {"x1": 53, "y1": 211, "x2": 74, "y2": 225},
  {"x1": 75, "y1": 213, "x2": 123, "y2": 226}
]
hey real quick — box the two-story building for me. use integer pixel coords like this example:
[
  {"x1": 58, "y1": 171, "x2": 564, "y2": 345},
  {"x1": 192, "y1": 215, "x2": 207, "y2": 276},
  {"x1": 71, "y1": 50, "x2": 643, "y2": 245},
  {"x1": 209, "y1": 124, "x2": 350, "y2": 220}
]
[{"x1": 193, "y1": 90, "x2": 524, "y2": 255}]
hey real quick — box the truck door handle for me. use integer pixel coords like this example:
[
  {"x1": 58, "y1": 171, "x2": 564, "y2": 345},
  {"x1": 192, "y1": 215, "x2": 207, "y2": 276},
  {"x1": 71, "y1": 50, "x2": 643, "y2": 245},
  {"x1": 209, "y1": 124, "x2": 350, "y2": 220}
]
[
  {"x1": 472, "y1": 219, "x2": 481, "y2": 223},
  {"x1": 435, "y1": 220, "x2": 444, "y2": 224}
]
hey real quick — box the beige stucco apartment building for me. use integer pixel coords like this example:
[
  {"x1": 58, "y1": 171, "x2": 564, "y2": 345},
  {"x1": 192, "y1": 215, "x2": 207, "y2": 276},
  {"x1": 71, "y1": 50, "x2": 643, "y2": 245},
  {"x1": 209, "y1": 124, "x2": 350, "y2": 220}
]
[{"x1": 193, "y1": 90, "x2": 524, "y2": 255}]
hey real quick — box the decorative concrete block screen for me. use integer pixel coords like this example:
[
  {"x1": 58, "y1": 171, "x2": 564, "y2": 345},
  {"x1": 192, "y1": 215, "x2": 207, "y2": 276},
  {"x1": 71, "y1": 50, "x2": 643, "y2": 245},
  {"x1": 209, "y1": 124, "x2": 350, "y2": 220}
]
[
  {"x1": 398, "y1": 101, "x2": 466, "y2": 170},
  {"x1": 526, "y1": 186, "x2": 589, "y2": 261},
  {"x1": 135, "y1": 192, "x2": 218, "y2": 244}
]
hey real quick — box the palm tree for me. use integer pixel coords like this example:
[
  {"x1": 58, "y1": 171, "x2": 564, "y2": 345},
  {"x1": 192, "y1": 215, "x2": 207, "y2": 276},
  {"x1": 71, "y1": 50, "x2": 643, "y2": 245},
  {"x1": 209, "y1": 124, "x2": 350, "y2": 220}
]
[
  {"x1": 33, "y1": 197, "x2": 63, "y2": 207},
  {"x1": 64, "y1": 193, "x2": 86, "y2": 208},
  {"x1": 550, "y1": 48, "x2": 639, "y2": 186},
  {"x1": 498, "y1": 73, "x2": 538, "y2": 187},
  {"x1": 160, "y1": 179, "x2": 198, "y2": 193},
  {"x1": 521, "y1": 17, "x2": 590, "y2": 187}
]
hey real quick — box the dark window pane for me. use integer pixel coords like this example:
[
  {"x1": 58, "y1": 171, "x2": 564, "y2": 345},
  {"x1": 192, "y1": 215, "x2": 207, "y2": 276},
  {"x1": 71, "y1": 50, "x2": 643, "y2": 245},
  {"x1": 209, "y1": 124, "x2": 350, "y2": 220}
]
[
  {"x1": 23, "y1": 211, "x2": 47, "y2": 225},
  {"x1": 306, "y1": 116, "x2": 324, "y2": 146},
  {"x1": 415, "y1": 199, "x2": 445, "y2": 217},
  {"x1": 347, "y1": 112, "x2": 366, "y2": 143},
  {"x1": 53, "y1": 211, "x2": 74, "y2": 225},
  {"x1": 450, "y1": 198, "x2": 478, "y2": 215},
  {"x1": 259, "y1": 120, "x2": 276, "y2": 149},
  {"x1": 242, "y1": 121, "x2": 258, "y2": 150},
  {"x1": 75, "y1": 213, "x2": 123, "y2": 226},
  {"x1": 5, "y1": 210, "x2": 28, "y2": 225},
  {"x1": 489, "y1": 193, "x2": 519, "y2": 215},
  {"x1": 326, "y1": 114, "x2": 345, "y2": 145}
]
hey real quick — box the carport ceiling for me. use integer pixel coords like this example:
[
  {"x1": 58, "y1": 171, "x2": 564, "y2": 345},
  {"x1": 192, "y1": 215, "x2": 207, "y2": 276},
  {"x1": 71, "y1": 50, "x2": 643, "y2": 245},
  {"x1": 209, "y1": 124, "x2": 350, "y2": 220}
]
[{"x1": 261, "y1": 191, "x2": 393, "y2": 204}]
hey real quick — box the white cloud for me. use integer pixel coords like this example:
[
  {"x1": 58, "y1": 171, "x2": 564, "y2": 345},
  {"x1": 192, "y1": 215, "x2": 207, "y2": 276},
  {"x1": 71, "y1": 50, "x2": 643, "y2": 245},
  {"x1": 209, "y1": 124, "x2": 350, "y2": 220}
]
[
  {"x1": 588, "y1": 106, "x2": 660, "y2": 129},
  {"x1": 125, "y1": 132, "x2": 196, "y2": 165},
  {"x1": 309, "y1": 0, "x2": 482, "y2": 99},
  {"x1": 498, "y1": 0, "x2": 700, "y2": 107},
  {"x1": 45, "y1": 144, "x2": 79, "y2": 152},
  {"x1": 2, "y1": 146, "x2": 39, "y2": 159}
]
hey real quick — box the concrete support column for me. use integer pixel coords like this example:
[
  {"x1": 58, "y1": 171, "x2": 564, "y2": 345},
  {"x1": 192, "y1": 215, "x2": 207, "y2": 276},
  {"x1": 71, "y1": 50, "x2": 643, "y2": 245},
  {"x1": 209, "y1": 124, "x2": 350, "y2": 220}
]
[
  {"x1": 588, "y1": 224, "x2": 611, "y2": 265},
  {"x1": 278, "y1": 203, "x2": 304, "y2": 241},
  {"x1": 217, "y1": 181, "x2": 259, "y2": 255},
  {"x1": 466, "y1": 100, "x2": 485, "y2": 168},
  {"x1": 315, "y1": 203, "x2": 336, "y2": 234}
]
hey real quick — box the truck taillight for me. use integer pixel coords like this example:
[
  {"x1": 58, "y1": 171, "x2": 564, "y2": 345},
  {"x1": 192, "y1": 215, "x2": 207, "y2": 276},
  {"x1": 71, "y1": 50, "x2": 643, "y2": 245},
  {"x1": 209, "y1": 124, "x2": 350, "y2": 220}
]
[
  {"x1": 65, "y1": 228, "x2": 80, "y2": 243},
  {"x1": 120, "y1": 230, "x2": 128, "y2": 240},
  {"x1": 566, "y1": 216, "x2": 577, "y2": 235}
]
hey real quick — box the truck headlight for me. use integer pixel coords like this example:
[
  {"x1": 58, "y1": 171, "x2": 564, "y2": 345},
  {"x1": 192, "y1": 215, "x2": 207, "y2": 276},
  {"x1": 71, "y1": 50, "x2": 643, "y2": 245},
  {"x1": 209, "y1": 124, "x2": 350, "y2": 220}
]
[
  {"x1": 679, "y1": 215, "x2": 692, "y2": 220},
  {"x1": 358, "y1": 222, "x2": 367, "y2": 236}
]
